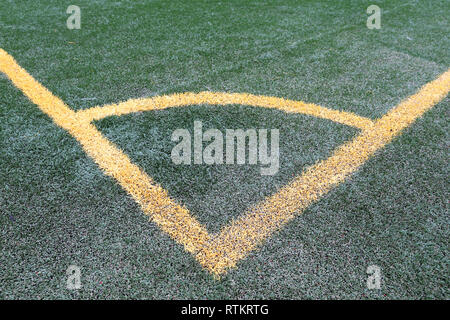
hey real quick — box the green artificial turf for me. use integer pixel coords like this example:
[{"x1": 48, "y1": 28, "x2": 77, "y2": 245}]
[{"x1": 0, "y1": 0, "x2": 448, "y2": 299}]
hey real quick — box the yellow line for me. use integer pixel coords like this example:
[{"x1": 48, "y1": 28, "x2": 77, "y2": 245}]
[
  {"x1": 0, "y1": 49, "x2": 77, "y2": 127},
  {"x1": 76, "y1": 92, "x2": 375, "y2": 130},
  {"x1": 1, "y1": 47, "x2": 448, "y2": 277},
  {"x1": 0, "y1": 48, "x2": 211, "y2": 255},
  {"x1": 196, "y1": 69, "x2": 450, "y2": 275}
]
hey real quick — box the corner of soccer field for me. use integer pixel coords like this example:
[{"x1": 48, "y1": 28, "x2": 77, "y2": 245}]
[{"x1": 0, "y1": 0, "x2": 448, "y2": 300}]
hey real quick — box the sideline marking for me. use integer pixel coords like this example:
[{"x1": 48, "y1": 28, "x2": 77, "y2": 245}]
[{"x1": 1, "y1": 48, "x2": 449, "y2": 276}]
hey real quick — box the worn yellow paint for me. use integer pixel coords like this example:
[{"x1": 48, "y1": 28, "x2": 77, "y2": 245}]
[
  {"x1": 197, "y1": 68, "x2": 450, "y2": 274},
  {"x1": 76, "y1": 91, "x2": 375, "y2": 130},
  {"x1": 0, "y1": 48, "x2": 210, "y2": 255},
  {"x1": 1, "y1": 48, "x2": 449, "y2": 276}
]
